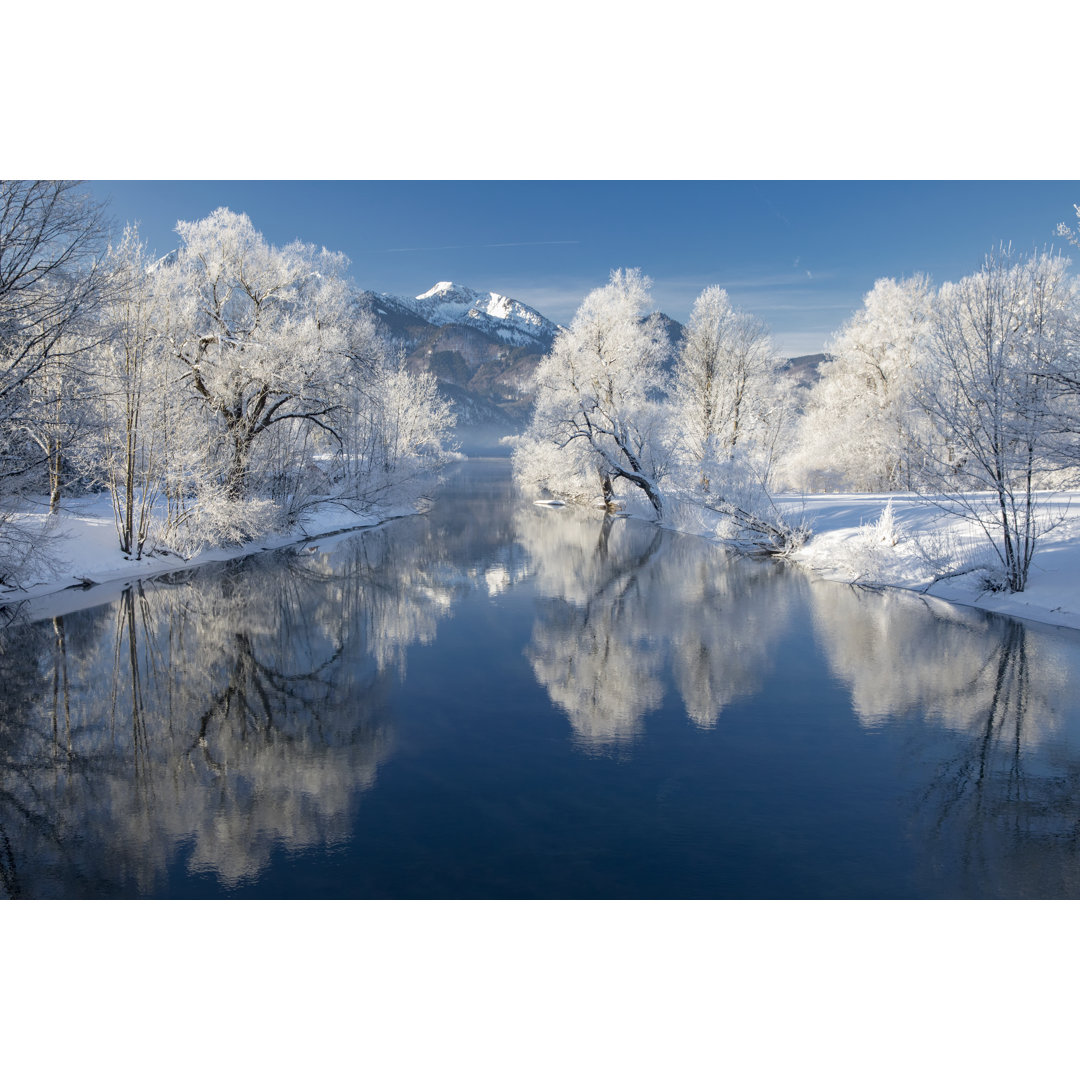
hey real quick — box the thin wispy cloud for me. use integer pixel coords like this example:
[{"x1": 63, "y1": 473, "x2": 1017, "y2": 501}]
[
  {"x1": 647, "y1": 271, "x2": 842, "y2": 319},
  {"x1": 477, "y1": 274, "x2": 615, "y2": 320},
  {"x1": 485, "y1": 240, "x2": 581, "y2": 250},
  {"x1": 771, "y1": 331, "x2": 832, "y2": 357},
  {"x1": 751, "y1": 302, "x2": 853, "y2": 313},
  {"x1": 384, "y1": 240, "x2": 581, "y2": 254},
  {"x1": 645, "y1": 270, "x2": 836, "y2": 295}
]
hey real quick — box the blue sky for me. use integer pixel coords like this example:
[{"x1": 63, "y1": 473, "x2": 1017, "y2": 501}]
[{"x1": 90, "y1": 180, "x2": 1080, "y2": 357}]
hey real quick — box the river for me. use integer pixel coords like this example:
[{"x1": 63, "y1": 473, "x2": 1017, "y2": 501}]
[{"x1": 3, "y1": 458, "x2": 1080, "y2": 898}]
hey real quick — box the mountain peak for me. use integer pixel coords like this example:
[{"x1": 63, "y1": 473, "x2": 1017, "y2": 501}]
[
  {"x1": 391, "y1": 281, "x2": 561, "y2": 350},
  {"x1": 416, "y1": 281, "x2": 472, "y2": 301}
]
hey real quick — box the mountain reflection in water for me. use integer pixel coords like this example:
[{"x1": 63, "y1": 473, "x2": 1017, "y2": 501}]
[{"x1": 3, "y1": 459, "x2": 1080, "y2": 898}]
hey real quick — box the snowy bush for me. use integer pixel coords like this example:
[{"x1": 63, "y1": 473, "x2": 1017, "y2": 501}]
[
  {"x1": 160, "y1": 492, "x2": 287, "y2": 560},
  {"x1": 831, "y1": 500, "x2": 907, "y2": 581},
  {"x1": 859, "y1": 500, "x2": 903, "y2": 549}
]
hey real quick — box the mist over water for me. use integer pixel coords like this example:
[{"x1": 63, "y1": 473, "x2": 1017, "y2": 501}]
[{"x1": 3, "y1": 459, "x2": 1080, "y2": 898}]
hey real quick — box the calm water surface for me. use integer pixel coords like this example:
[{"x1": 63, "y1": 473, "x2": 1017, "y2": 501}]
[{"x1": 4, "y1": 458, "x2": 1080, "y2": 899}]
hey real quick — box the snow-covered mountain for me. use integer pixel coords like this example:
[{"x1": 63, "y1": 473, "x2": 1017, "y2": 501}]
[{"x1": 388, "y1": 281, "x2": 561, "y2": 351}]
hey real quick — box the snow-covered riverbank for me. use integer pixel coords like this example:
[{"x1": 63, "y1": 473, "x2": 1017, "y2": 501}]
[
  {"x1": 0, "y1": 493, "x2": 403, "y2": 622},
  {"x1": 7, "y1": 483, "x2": 1080, "y2": 634},
  {"x1": 778, "y1": 490, "x2": 1080, "y2": 632}
]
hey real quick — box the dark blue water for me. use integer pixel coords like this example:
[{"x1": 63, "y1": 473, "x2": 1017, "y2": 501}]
[{"x1": 4, "y1": 458, "x2": 1080, "y2": 898}]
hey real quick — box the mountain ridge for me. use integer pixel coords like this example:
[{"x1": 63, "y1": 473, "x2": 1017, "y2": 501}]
[{"x1": 388, "y1": 280, "x2": 562, "y2": 351}]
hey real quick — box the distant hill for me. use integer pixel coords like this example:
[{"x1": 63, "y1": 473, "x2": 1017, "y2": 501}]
[
  {"x1": 781, "y1": 353, "x2": 828, "y2": 388},
  {"x1": 653, "y1": 312, "x2": 685, "y2": 350}
]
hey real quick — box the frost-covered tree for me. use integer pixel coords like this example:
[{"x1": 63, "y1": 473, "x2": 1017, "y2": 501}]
[
  {"x1": 788, "y1": 275, "x2": 934, "y2": 491},
  {"x1": 336, "y1": 315, "x2": 456, "y2": 510},
  {"x1": 515, "y1": 269, "x2": 670, "y2": 519},
  {"x1": 670, "y1": 285, "x2": 783, "y2": 470},
  {"x1": 0, "y1": 182, "x2": 109, "y2": 452},
  {"x1": 20, "y1": 320, "x2": 102, "y2": 513},
  {"x1": 514, "y1": 271, "x2": 806, "y2": 552},
  {"x1": 1057, "y1": 203, "x2": 1080, "y2": 251},
  {"x1": 154, "y1": 208, "x2": 351, "y2": 501},
  {"x1": 1, "y1": 196, "x2": 458, "y2": 574},
  {"x1": 916, "y1": 249, "x2": 1078, "y2": 592},
  {"x1": 0, "y1": 181, "x2": 110, "y2": 583},
  {"x1": 94, "y1": 226, "x2": 171, "y2": 558},
  {"x1": 668, "y1": 284, "x2": 795, "y2": 519},
  {"x1": 663, "y1": 286, "x2": 804, "y2": 551}
]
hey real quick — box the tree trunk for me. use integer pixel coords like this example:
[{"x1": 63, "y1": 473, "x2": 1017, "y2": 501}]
[{"x1": 600, "y1": 473, "x2": 618, "y2": 514}]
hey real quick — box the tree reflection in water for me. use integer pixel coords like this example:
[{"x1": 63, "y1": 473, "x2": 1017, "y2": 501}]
[
  {"x1": 809, "y1": 584, "x2": 1080, "y2": 896},
  {"x1": 517, "y1": 502, "x2": 798, "y2": 752},
  {"x1": 4, "y1": 460, "x2": 1080, "y2": 898},
  {"x1": 0, "y1": 516, "x2": 488, "y2": 897}
]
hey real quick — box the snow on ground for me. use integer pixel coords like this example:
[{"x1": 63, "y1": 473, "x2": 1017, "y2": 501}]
[
  {"x1": 776, "y1": 490, "x2": 1080, "y2": 631},
  {"x1": 1, "y1": 493, "x2": 398, "y2": 622},
  {"x1": 7, "y1": 484, "x2": 1080, "y2": 634}
]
